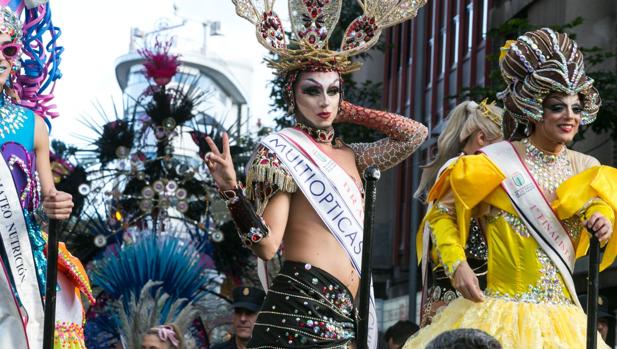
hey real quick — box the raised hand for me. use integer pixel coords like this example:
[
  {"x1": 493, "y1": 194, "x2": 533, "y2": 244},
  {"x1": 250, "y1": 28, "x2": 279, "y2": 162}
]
[
  {"x1": 451, "y1": 261, "x2": 484, "y2": 303},
  {"x1": 585, "y1": 212, "x2": 613, "y2": 243},
  {"x1": 204, "y1": 132, "x2": 238, "y2": 190},
  {"x1": 43, "y1": 190, "x2": 74, "y2": 220}
]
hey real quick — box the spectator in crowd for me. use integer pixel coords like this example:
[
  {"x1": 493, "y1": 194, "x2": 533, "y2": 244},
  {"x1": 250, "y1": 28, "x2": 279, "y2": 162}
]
[
  {"x1": 425, "y1": 328, "x2": 502, "y2": 349},
  {"x1": 212, "y1": 286, "x2": 266, "y2": 349},
  {"x1": 384, "y1": 321, "x2": 420, "y2": 349}
]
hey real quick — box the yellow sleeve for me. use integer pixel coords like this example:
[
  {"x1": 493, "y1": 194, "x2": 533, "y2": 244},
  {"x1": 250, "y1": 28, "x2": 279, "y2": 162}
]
[
  {"x1": 415, "y1": 160, "x2": 457, "y2": 263},
  {"x1": 553, "y1": 165, "x2": 617, "y2": 270},
  {"x1": 417, "y1": 154, "x2": 504, "y2": 274},
  {"x1": 427, "y1": 202, "x2": 466, "y2": 276},
  {"x1": 448, "y1": 154, "x2": 505, "y2": 243}
]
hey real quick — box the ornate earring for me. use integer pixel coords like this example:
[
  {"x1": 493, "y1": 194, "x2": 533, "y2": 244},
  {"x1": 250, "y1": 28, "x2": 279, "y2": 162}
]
[
  {"x1": 524, "y1": 121, "x2": 532, "y2": 137},
  {"x1": 287, "y1": 92, "x2": 295, "y2": 115}
]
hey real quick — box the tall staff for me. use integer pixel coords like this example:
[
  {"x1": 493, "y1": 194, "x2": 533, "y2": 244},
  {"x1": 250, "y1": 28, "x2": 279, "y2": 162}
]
[
  {"x1": 43, "y1": 219, "x2": 60, "y2": 349},
  {"x1": 587, "y1": 235, "x2": 600, "y2": 349},
  {"x1": 358, "y1": 166, "x2": 380, "y2": 349}
]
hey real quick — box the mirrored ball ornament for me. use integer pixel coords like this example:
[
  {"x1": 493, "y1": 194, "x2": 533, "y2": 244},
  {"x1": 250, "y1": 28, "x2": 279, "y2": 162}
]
[{"x1": 78, "y1": 184, "x2": 91, "y2": 195}]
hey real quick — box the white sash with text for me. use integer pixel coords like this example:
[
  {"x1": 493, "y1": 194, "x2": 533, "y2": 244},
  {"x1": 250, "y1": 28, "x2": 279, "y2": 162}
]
[
  {"x1": 0, "y1": 252, "x2": 28, "y2": 347},
  {"x1": 261, "y1": 128, "x2": 378, "y2": 348},
  {"x1": 481, "y1": 141, "x2": 579, "y2": 307},
  {"x1": 0, "y1": 154, "x2": 44, "y2": 348}
]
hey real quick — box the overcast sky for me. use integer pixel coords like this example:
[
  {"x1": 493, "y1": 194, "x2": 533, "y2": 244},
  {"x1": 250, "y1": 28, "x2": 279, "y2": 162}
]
[{"x1": 49, "y1": 0, "x2": 290, "y2": 146}]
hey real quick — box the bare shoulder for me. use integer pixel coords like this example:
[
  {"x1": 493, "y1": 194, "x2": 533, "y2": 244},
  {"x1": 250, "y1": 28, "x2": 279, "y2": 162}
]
[
  {"x1": 331, "y1": 141, "x2": 359, "y2": 164},
  {"x1": 33, "y1": 114, "x2": 49, "y2": 149}
]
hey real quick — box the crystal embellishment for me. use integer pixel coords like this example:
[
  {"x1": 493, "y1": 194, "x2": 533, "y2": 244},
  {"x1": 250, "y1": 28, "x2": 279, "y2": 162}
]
[{"x1": 0, "y1": 96, "x2": 27, "y2": 139}]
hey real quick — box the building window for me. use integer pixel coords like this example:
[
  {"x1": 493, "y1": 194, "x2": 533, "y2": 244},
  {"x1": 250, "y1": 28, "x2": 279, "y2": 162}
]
[
  {"x1": 451, "y1": 0, "x2": 460, "y2": 66},
  {"x1": 439, "y1": 0, "x2": 448, "y2": 76},
  {"x1": 466, "y1": 0, "x2": 474, "y2": 53},
  {"x1": 481, "y1": 0, "x2": 489, "y2": 40},
  {"x1": 427, "y1": 37, "x2": 434, "y2": 86},
  {"x1": 440, "y1": 28, "x2": 446, "y2": 76},
  {"x1": 426, "y1": 1, "x2": 436, "y2": 87}
]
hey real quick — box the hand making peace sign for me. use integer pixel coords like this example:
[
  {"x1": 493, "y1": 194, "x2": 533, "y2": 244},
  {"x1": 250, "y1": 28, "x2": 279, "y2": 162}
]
[{"x1": 204, "y1": 132, "x2": 238, "y2": 191}]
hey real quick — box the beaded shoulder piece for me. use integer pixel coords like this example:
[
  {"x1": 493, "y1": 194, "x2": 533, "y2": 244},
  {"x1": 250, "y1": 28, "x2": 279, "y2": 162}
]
[{"x1": 245, "y1": 144, "x2": 298, "y2": 214}]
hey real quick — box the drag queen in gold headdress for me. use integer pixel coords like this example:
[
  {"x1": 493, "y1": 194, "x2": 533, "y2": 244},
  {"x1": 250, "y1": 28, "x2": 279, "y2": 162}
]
[
  {"x1": 405, "y1": 28, "x2": 616, "y2": 349},
  {"x1": 205, "y1": 1, "x2": 428, "y2": 347}
]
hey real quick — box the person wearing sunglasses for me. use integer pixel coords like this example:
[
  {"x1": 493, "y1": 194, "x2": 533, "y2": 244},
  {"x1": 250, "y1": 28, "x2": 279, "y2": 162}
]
[{"x1": 0, "y1": 6, "x2": 94, "y2": 349}]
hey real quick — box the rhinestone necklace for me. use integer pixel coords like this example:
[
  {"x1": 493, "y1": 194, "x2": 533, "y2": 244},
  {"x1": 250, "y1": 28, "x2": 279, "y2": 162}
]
[
  {"x1": 294, "y1": 122, "x2": 334, "y2": 144},
  {"x1": 523, "y1": 138, "x2": 573, "y2": 197}
]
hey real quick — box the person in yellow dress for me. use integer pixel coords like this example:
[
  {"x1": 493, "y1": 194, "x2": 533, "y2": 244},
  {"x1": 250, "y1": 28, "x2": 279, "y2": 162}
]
[
  {"x1": 414, "y1": 100, "x2": 503, "y2": 326},
  {"x1": 404, "y1": 28, "x2": 616, "y2": 349}
]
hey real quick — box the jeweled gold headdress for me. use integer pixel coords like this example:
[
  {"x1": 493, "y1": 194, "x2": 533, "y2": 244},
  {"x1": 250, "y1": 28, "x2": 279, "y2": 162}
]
[{"x1": 232, "y1": 0, "x2": 428, "y2": 75}]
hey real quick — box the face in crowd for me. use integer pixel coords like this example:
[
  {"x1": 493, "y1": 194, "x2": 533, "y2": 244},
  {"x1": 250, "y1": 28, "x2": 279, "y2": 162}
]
[
  {"x1": 293, "y1": 71, "x2": 341, "y2": 129},
  {"x1": 233, "y1": 307, "x2": 259, "y2": 341}
]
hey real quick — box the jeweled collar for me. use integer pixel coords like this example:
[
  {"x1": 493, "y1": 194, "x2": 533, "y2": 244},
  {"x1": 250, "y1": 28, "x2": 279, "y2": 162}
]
[
  {"x1": 294, "y1": 122, "x2": 334, "y2": 144},
  {"x1": 522, "y1": 138, "x2": 566, "y2": 164}
]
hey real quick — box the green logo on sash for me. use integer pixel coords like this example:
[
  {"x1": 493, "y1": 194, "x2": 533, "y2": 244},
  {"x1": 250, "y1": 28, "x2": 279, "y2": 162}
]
[{"x1": 513, "y1": 173, "x2": 524, "y2": 187}]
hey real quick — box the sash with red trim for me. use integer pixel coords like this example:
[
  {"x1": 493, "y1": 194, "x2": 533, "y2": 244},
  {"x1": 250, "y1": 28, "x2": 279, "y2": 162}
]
[
  {"x1": 481, "y1": 141, "x2": 579, "y2": 306},
  {"x1": 259, "y1": 127, "x2": 378, "y2": 349},
  {"x1": 0, "y1": 154, "x2": 44, "y2": 347}
]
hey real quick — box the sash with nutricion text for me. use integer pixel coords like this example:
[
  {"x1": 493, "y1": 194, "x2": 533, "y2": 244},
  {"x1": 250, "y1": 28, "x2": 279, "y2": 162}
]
[{"x1": 0, "y1": 154, "x2": 44, "y2": 348}]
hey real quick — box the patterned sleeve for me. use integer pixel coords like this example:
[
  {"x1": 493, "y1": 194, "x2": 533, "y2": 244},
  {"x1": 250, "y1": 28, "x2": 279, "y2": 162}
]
[
  {"x1": 339, "y1": 101, "x2": 428, "y2": 174},
  {"x1": 245, "y1": 144, "x2": 298, "y2": 215}
]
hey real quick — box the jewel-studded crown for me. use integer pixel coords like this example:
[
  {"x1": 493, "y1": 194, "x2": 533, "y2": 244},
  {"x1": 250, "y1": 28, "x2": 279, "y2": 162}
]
[
  {"x1": 0, "y1": 7, "x2": 22, "y2": 43},
  {"x1": 232, "y1": 0, "x2": 427, "y2": 75}
]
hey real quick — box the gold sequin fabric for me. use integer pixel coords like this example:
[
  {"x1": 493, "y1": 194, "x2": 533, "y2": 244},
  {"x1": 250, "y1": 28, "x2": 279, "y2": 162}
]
[
  {"x1": 485, "y1": 248, "x2": 571, "y2": 305},
  {"x1": 340, "y1": 101, "x2": 428, "y2": 173}
]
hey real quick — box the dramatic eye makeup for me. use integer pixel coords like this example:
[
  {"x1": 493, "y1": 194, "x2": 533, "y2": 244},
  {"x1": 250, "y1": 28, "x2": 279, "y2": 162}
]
[
  {"x1": 326, "y1": 86, "x2": 340, "y2": 96},
  {"x1": 300, "y1": 85, "x2": 322, "y2": 96},
  {"x1": 298, "y1": 78, "x2": 341, "y2": 96},
  {"x1": 544, "y1": 98, "x2": 582, "y2": 114}
]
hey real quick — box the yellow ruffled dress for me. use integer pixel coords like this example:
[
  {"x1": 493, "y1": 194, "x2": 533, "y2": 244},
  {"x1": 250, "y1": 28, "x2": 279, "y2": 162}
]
[{"x1": 405, "y1": 143, "x2": 617, "y2": 349}]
